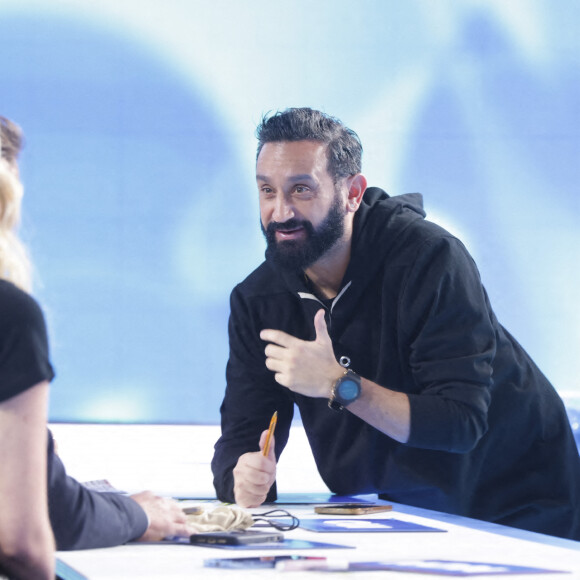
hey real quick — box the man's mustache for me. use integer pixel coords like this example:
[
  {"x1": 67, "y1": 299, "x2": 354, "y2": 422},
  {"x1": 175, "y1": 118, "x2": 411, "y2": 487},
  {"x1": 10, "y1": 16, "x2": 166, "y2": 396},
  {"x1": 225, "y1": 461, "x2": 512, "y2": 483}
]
[{"x1": 266, "y1": 219, "x2": 312, "y2": 234}]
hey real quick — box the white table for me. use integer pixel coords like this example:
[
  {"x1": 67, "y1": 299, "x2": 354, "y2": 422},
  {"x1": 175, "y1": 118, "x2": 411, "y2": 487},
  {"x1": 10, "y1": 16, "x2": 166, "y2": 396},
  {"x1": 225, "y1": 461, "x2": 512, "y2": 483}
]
[{"x1": 56, "y1": 497, "x2": 580, "y2": 579}]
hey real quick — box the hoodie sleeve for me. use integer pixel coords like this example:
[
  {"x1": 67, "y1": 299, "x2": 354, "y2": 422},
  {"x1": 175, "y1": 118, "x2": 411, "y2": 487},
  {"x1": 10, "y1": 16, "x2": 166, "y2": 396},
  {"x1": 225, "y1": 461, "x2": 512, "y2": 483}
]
[
  {"x1": 211, "y1": 285, "x2": 295, "y2": 503},
  {"x1": 47, "y1": 432, "x2": 148, "y2": 550},
  {"x1": 400, "y1": 234, "x2": 496, "y2": 453}
]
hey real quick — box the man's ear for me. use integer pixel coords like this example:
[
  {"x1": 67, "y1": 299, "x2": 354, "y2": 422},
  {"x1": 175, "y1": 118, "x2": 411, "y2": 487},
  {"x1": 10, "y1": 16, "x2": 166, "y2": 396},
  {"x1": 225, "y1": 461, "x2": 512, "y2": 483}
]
[{"x1": 346, "y1": 173, "x2": 367, "y2": 212}]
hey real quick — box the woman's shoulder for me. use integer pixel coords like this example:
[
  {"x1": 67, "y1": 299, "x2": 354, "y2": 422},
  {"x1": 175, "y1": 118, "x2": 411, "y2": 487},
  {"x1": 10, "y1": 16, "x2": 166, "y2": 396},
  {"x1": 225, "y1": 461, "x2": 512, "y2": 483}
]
[
  {"x1": 0, "y1": 279, "x2": 54, "y2": 402},
  {"x1": 0, "y1": 279, "x2": 46, "y2": 327}
]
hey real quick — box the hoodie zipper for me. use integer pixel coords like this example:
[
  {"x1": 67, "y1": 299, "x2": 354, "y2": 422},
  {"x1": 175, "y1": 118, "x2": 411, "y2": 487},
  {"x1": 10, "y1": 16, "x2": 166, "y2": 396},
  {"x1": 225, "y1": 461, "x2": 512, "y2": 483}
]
[{"x1": 297, "y1": 280, "x2": 352, "y2": 333}]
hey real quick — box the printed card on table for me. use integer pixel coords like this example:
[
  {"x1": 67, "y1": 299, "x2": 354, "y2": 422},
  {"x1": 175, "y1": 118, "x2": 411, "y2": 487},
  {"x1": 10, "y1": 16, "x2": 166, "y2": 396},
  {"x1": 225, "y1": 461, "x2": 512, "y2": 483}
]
[
  {"x1": 350, "y1": 560, "x2": 567, "y2": 576},
  {"x1": 299, "y1": 518, "x2": 446, "y2": 533},
  {"x1": 201, "y1": 538, "x2": 355, "y2": 550}
]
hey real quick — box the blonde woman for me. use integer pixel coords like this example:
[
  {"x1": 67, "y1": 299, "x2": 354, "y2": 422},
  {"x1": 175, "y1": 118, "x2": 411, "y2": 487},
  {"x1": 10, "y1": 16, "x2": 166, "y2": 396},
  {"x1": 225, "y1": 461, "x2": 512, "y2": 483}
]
[
  {"x1": 0, "y1": 117, "x2": 54, "y2": 579},
  {"x1": 0, "y1": 117, "x2": 193, "y2": 579}
]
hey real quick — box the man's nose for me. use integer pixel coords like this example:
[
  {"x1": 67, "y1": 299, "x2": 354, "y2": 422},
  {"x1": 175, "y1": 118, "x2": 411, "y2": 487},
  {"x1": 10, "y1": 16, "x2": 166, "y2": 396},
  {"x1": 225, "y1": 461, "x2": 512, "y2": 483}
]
[{"x1": 272, "y1": 196, "x2": 294, "y2": 222}]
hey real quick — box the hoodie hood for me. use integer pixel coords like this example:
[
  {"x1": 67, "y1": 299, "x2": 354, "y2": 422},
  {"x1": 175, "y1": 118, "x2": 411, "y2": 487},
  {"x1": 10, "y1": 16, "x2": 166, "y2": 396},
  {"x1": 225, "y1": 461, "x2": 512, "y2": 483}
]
[
  {"x1": 353, "y1": 187, "x2": 425, "y2": 249},
  {"x1": 344, "y1": 187, "x2": 426, "y2": 286}
]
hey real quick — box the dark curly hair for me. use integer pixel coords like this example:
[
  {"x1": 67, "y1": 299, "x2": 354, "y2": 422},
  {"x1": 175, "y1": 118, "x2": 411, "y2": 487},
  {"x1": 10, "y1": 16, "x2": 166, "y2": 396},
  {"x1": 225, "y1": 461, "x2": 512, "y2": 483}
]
[{"x1": 256, "y1": 108, "x2": 362, "y2": 183}]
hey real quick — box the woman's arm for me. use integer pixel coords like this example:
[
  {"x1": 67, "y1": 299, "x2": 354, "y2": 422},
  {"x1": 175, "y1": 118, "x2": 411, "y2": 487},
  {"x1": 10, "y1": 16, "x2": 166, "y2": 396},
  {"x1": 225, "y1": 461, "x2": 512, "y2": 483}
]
[{"x1": 0, "y1": 381, "x2": 55, "y2": 580}]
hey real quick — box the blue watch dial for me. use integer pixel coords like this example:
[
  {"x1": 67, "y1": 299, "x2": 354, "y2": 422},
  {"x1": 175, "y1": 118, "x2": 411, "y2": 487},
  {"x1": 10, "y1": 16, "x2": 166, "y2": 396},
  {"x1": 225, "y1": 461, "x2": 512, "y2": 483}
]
[{"x1": 338, "y1": 379, "x2": 360, "y2": 401}]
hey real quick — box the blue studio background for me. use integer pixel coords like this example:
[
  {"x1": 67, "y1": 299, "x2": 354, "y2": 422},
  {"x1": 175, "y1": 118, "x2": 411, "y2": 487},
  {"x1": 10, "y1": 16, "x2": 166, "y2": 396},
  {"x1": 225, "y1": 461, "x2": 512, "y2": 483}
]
[{"x1": 1, "y1": 0, "x2": 578, "y2": 424}]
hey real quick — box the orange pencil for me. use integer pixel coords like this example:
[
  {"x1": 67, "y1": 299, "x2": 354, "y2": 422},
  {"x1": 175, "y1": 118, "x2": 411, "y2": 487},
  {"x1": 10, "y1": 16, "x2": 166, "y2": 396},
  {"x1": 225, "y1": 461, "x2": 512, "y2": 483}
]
[{"x1": 263, "y1": 411, "x2": 278, "y2": 456}]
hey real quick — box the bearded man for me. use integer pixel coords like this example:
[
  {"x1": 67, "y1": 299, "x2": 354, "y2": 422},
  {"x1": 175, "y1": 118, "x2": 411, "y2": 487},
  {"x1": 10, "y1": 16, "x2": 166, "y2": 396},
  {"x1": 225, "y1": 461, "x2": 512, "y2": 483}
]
[{"x1": 211, "y1": 107, "x2": 580, "y2": 540}]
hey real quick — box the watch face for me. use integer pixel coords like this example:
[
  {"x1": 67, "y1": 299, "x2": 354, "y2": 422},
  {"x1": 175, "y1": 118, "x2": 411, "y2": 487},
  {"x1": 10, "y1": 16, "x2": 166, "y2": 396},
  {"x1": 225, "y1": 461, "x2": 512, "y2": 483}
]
[{"x1": 338, "y1": 378, "x2": 360, "y2": 401}]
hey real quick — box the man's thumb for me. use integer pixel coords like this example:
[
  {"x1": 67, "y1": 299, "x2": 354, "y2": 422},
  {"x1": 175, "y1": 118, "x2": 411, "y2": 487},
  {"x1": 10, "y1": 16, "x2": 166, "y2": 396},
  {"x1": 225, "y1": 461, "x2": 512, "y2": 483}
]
[
  {"x1": 314, "y1": 308, "x2": 329, "y2": 341},
  {"x1": 259, "y1": 429, "x2": 276, "y2": 458}
]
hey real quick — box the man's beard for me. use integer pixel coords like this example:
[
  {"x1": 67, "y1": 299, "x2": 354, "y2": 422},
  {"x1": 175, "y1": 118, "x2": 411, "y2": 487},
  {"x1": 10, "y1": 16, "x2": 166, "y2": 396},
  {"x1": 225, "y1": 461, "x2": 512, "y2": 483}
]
[{"x1": 262, "y1": 194, "x2": 345, "y2": 271}]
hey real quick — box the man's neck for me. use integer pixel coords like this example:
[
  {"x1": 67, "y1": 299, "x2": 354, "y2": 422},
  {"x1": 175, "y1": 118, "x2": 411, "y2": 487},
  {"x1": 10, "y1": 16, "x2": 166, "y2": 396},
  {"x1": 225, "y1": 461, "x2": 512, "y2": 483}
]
[{"x1": 304, "y1": 237, "x2": 351, "y2": 300}]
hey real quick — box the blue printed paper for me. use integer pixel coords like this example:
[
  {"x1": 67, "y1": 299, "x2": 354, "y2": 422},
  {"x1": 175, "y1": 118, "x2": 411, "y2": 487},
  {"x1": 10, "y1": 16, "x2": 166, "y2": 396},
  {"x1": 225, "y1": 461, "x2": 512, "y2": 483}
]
[
  {"x1": 350, "y1": 560, "x2": 566, "y2": 576},
  {"x1": 299, "y1": 518, "x2": 446, "y2": 533},
  {"x1": 199, "y1": 539, "x2": 355, "y2": 550}
]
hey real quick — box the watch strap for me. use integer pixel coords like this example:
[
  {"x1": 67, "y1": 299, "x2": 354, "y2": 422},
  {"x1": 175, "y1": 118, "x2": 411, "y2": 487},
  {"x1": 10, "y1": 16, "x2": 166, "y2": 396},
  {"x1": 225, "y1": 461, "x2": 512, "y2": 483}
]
[
  {"x1": 328, "y1": 369, "x2": 347, "y2": 411},
  {"x1": 328, "y1": 369, "x2": 361, "y2": 411}
]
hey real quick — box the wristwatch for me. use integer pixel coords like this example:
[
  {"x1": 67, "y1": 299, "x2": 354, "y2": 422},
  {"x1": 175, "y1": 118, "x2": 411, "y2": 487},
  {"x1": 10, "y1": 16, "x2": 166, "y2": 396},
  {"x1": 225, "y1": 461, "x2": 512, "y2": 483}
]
[{"x1": 328, "y1": 369, "x2": 362, "y2": 411}]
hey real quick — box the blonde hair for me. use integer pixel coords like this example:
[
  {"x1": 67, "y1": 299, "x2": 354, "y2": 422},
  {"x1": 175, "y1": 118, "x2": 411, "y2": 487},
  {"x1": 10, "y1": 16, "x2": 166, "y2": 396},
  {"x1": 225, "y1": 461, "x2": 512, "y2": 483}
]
[{"x1": 0, "y1": 116, "x2": 32, "y2": 292}]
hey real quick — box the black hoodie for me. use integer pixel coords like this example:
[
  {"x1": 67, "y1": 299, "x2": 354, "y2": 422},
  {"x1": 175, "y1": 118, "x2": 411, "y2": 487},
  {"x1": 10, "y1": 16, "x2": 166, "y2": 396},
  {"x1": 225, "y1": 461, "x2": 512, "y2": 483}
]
[{"x1": 212, "y1": 188, "x2": 580, "y2": 540}]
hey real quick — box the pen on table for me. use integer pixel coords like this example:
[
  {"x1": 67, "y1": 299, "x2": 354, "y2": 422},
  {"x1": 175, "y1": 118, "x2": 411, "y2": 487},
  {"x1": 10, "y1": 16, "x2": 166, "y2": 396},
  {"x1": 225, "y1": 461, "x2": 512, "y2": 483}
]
[{"x1": 263, "y1": 411, "x2": 278, "y2": 456}]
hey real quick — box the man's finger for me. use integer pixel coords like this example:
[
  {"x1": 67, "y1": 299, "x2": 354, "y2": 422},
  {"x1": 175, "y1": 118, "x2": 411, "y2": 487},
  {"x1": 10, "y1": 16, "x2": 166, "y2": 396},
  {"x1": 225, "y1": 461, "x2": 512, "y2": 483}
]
[
  {"x1": 260, "y1": 328, "x2": 293, "y2": 347},
  {"x1": 264, "y1": 357, "x2": 284, "y2": 373},
  {"x1": 264, "y1": 343, "x2": 287, "y2": 360}
]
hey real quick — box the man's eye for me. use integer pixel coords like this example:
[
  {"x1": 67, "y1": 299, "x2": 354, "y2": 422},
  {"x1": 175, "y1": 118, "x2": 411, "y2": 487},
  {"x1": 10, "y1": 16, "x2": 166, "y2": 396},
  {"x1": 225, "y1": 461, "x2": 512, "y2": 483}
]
[{"x1": 294, "y1": 186, "x2": 310, "y2": 195}]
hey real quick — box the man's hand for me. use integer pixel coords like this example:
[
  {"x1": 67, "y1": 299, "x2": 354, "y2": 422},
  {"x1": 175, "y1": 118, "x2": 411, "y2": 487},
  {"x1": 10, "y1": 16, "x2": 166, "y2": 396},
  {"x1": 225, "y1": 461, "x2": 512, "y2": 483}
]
[
  {"x1": 130, "y1": 491, "x2": 195, "y2": 541},
  {"x1": 262, "y1": 310, "x2": 411, "y2": 444},
  {"x1": 260, "y1": 309, "x2": 343, "y2": 398},
  {"x1": 233, "y1": 429, "x2": 277, "y2": 508}
]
